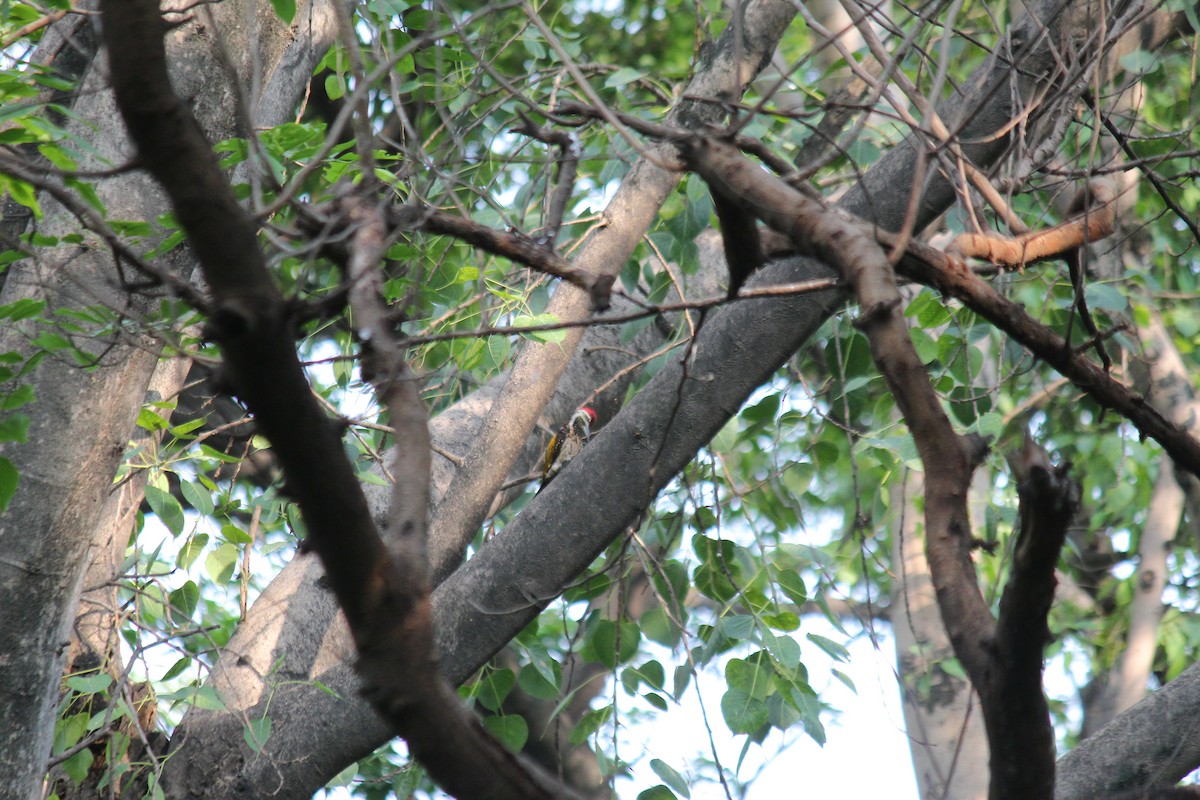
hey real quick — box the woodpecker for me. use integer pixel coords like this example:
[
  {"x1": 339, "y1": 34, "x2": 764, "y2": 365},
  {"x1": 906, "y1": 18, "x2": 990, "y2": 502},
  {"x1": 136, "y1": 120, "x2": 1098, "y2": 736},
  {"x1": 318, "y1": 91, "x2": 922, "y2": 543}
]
[{"x1": 539, "y1": 406, "x2": 597, "y2": 492}]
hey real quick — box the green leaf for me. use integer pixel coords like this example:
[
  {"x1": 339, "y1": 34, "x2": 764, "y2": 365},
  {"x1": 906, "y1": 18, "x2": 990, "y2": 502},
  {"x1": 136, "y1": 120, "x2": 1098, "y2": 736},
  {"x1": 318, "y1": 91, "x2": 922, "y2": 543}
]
[
  {"x1": 0, "y1": 297, "x2": 45, "y2": 320},
  {"x1": 136, "y1": 407, "x2": 170, "y2": 432},
  {"x1": 966, "y1": 411, "x2": 1001, "y2": 441},
  {"x1": 475, "y1": 668, "x2": 515, "y2": 712},
  {"x1": 145, "y1": 484, "x2": 185, "y2": 536},
  {"x1": 513, "y1": 313, "x2": 566, "y2": 344},
  {"x1": 720, "y1": 686, "x2": 768, "y2": 734},
  {"x1": 726, "y1": 657, "x2": 771, "y2": 700},
  {"x1": 158, "y1": 684, "x2": 225, "y2": 709},
  {"x1": 764, "y1": 632, "x2": 802, "y2": 672},
  {"x1": 66, "y1": 673, "x2": 112, "y2": 694},
  {"x1": 603, "y1": 67, "x2": 645, "y2": 88},
  {"x1": 3, "y1": 174, "x2": 40, "y2": 217},
  {"x1": 243, "y1": 716, "x2": 272, "y2": 753},
  {"x1": 622, "y1": 659, "x2": 665, "y2": 693},
  {"x1": 712, "y1": 418, "x2": 739, "y2": 453},
  {"x1": 637, "y1": 787, "x2": 677, "y2": 800},
  {"x1": 177, "y1": 532, "x2": 208, "y2": 571},
  {"x1": 641, "y1": 606, "x2": 681, "y2": 647},
  {"x1": 1084, "y1": 282, "x2": 1127, "y2": 313},
  {"x1": 644, "y1": 691, "x2": 668, "y2": 710},
  {"x1": 650, "y1": 759, "x2": 690, "y2": 798},
  {"x1": 719, "y1": 615, "x2": 754, "y2": 641},
  {"x1": 518, "y1": 663, "x2": 559, "y2": 700},
  {"x1": 0, "y1": 413, "x2": 29, "y2": 442},
  {"x1": 205, "y1": 542, "x2": 239, "y2": 583},
  {"x1": 806, "y1": 632, "x2": 850, "y2": 663},
  {"x1": 269, "y1": 0, "x2": 296, "y2": 23},
  {"x1": 326, "y1": 761, "x2": 359, "y2": 789},
  {"x1": 1, "y1": 384, "x2": 34, "y2": 410},
  {"x1": 169, "y1": 417, "x2": 207, "y2": 437},
  {"x1": 909, "y1": 327, "x2": 939, "y2": 363},
  {"x1": 169, "y1": 580, "x2": 200, "y2": 622},
  {"x1": 570, "y1": 705, "x2": 612, "y2": 745},
  {"x1": 61, "y1": 747, "x2": 94, "y2": 785},
  {"x1": 220, "y1": 523, "x2": 252, "y2": 544},
  {"x1": 180, "y1": 480, "x2": 214, "y2": 516},
  {"x1": 0, "y1": 457, "x2": 18, "y2": 513},
  {"x1": 483, "y1": 714, "x2": 528, "y2": 752},
  {"x1": 763, "y1": 611, "x2": 800, "y2": 631},
  {"x1": 199, "y1": 444, "x2": 244, "y2": 463},
  {"x1": 162, "y1": 656, "x2": 191, "y2": 682},
  {"x1": 763, "y1": 691, "x2": 800, "y2": 730},
  {"x1": 940, "y1": 658, "x2": 967, "y2": 680},
  {"x1": 583, "y1": 619, "x2": 641, "y2": 668}
]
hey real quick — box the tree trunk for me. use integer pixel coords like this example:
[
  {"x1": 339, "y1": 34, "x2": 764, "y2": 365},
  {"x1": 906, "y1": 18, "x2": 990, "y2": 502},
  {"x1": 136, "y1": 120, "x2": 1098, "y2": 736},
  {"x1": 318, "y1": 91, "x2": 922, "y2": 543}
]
[
  {"x1": 0, "y1": 4, "x2": 336, "y2": 798},
  {"x1": 892, "y1": 469, "x2": 990, "y2": 800}
]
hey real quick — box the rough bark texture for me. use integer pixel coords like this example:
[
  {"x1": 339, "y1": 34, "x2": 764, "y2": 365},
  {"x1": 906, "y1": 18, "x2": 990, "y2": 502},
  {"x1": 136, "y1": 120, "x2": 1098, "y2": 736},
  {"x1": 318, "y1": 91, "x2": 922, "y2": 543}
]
[
  {"x1": 0, "y1": 5, "x2": 336, "y2": 798},
  {"x1": 157, "y1": 278, "x2": 710, "y2": 796},
  {"x1": 1057, "y1": 663, "x2": 1200, "y2": 800},
  {"x1": 8, "y1": 0, "x2": 1187, "y2": 797}
]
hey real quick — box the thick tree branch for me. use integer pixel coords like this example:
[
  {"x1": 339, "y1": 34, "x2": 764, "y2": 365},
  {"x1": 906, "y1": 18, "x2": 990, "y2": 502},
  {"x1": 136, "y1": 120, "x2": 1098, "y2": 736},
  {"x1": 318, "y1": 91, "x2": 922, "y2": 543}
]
[
  {"x1": 987, "y1": 439, "x2": 1081, "y2": 800},
  {"x1": 892, "y1": 242, "x2": 1200, "y2": 478},
  {"x1": 684, "y1": 130, "x2": 1003, "y2": 737},
  {"x1": 681, "y1": 134, "x2": 1176, "y2": 800},
  {"x1": 0, "y1": 3, "x2": 336, "y2": 797},
  {"x1": 100, "y1": 4, "x2": 582, "y2": 799},
  {"x1": 947, "y1": 179, "x2": 1118, "y2": 268},
  {"x1": 424, "y1": 0, "x2": 801, "y2": 587}
]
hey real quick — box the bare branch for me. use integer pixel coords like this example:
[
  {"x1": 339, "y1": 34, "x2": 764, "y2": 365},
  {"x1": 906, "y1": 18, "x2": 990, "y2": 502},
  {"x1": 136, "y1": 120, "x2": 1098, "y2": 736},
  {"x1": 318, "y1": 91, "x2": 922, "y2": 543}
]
[
  {"x1": 510, "y1": 112, "x2": 580, "y2": 248},
  {"x1": 947, "y1": 179, "x2": 1119, "y2": 268},
  {"x1": 410, "y1": 206, "x2": 614, "y2": 310}
]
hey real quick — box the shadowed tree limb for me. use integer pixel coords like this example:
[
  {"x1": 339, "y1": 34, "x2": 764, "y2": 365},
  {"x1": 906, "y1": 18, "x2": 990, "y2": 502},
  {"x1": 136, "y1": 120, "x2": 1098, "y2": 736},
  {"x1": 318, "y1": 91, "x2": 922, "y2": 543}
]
[
  {"x1": 989, "y1": 438, "x2": 1081, "y2": 800},
  {"x1": 679, "y1": 133, "x2": 1166, "y2": 800},
  {"x1": 99, "y1": 2, "x2": 585, "y2": 798}
]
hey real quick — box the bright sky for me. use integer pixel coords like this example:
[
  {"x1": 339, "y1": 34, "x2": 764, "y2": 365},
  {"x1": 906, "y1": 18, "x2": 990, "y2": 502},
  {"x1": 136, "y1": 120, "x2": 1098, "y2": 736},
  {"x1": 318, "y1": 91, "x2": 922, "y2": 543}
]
[{"x1": 617, "y1": 624, "x2": 919, "y2": 800}]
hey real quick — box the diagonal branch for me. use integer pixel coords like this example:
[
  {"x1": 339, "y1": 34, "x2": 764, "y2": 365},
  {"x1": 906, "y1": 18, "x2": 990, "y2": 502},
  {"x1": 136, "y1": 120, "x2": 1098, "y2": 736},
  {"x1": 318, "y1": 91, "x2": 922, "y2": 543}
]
[
  {"x1": 893, "y1": 239, "x2": 1200, "y2": 477},
  {"x1": 680, "y1": 133, "x2": 1155, "y2": 800},
  {"x1": 684, "y1": 133, "x2": 997, "y2": 686},
  {"x1": 424, "y1": 0, "x2": 802, "y2": 586}
]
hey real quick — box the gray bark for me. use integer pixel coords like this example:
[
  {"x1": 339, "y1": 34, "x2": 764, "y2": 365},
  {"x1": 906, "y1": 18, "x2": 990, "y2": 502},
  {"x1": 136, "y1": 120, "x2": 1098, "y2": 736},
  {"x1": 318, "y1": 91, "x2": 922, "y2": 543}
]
[
  {"x1": 425, "y1": 0, "x2": 801, "y2": 588},
  {"x1": 158, "y1": 201, "x2": 730, "y2": 800},
  {"x1": 1058, "y1": 663, "x2": 1200, "y2": 799}
]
